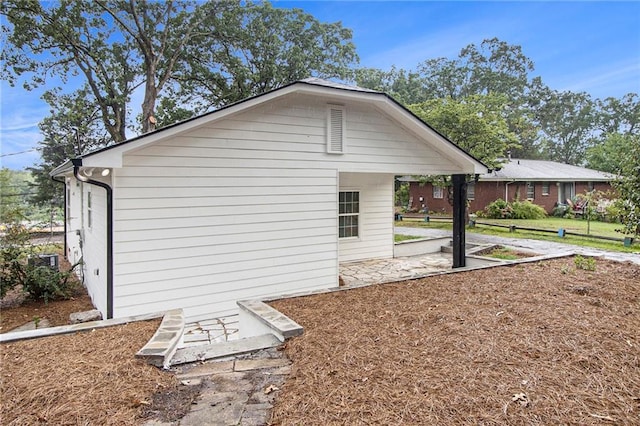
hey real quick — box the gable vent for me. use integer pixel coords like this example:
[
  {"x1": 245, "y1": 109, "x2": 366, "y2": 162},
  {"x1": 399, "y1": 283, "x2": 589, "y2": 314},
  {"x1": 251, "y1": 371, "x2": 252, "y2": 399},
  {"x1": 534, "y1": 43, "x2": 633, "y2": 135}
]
[{"x1": 327, "y1": 106, "x2": 345, "y2": 154}]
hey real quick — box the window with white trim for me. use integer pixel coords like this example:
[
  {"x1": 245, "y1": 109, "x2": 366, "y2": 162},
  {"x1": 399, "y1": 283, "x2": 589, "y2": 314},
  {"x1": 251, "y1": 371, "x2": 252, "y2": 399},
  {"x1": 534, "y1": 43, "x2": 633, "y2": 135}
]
[
  {"x1": 339, "y1": 191, "x2": 359, "y2": 238},
  {"x1": 526, "y1": 182, "x2": 535, "y2": 200},
  {"x1": 327, "y1": 105, "x2": 345, "y2": 153},
  {"x1": 542, "y1": 182, "x2": 550, "y2": 196},
  {"x1": 433, "y1": 185, "x2": 444, "y2": 199}
]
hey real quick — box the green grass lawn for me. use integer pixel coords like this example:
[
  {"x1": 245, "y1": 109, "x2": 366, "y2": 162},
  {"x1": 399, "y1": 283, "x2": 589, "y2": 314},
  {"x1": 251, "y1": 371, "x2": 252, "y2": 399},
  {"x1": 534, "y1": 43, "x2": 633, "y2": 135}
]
[
  {"x1": 396, "y1": 218, "x2": 639, "y2": 253},
  {"x1": 394, "y1": 234, "x2": 422, "y2": 242},
  {"x1": 476, "y1": 217, "x2": 621, "y2": 238}
]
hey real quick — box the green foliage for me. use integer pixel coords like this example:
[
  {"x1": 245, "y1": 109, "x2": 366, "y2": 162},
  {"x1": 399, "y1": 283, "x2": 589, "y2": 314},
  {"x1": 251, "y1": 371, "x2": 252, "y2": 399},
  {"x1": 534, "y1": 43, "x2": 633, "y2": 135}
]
[
  {"x1": 0, "y1": 213, "x2": 79, "y2": 303},
  {"x1": 21, "y1": 263, "x2": 79, "y2": 304},
  {"x1": 586, "y1": 133, "x2": 634, "y2": 174},
  {"x1": 484, "y1": 199, "x2": 512, "y2": 219},
  {"x1": 574, "y1": 255, "x2": 596, "y2": 271},
  {"x1": 394, "y1": 234, "x2": 421, "y2": 242},
  {"x1": 552, "y1": 204, "x2": 573, "y2": 219},
  {"x1": 510, "y1": 200, "x2": 547, "y2": 220},
  {"x1": 528, "y1": 81, "x2": 597, "y2": 166},
  {"x1": 611, "y1": 135, "x2": 640, "y2": 236},
  {"x1": 2, "y1": 0, "x2": 357, "y2": 174},
  {"x1": 0, "y1": 168, "x2": 35, "y2": 221},
  {"x1": 483, "y1": 198, "x2": 546, "y2": 219},
  {"x1": 395, "y1": 182, "x2": 410, "y2": 207},
  {"x1": 409, "y1": 94, "x2": 519, "y2": 170}
]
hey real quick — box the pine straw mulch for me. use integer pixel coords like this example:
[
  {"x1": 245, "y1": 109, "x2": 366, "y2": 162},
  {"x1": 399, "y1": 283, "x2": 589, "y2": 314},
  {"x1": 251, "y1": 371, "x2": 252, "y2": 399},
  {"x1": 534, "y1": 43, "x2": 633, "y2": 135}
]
[
  {"x1": 0, "y1": 319, "x2": 198, "y2": 425},
  {"x1": 270, "y1": 256, "x2": 640, "y2": 425}
]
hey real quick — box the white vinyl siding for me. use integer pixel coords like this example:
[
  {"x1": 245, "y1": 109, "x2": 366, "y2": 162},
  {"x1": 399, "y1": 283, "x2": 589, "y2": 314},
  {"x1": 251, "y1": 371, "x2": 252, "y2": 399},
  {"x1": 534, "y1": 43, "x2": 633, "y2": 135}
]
[
  {"x1": 80, "y1": 183, "x2": 108, "y2": 315},
  {"x1": 113, "y1": 163, "x2": 338, "y2": 321},
  {"x1": 106, "y1": 95, "x2": 465, "y2": 321},
  {"x1": 339, "y1": 173, "x2": 394, "y2": 263}
]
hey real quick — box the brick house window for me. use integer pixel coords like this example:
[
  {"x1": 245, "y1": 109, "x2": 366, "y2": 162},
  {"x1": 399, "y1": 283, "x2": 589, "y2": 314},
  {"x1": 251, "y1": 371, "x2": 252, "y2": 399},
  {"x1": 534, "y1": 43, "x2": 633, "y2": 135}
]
[
  {"x1": 467, "y1": 183, "x2": 475, "y2": 201},
  {"x1": 339, "y1": 191, "x2": 359, "y2": 238},
  {"x1": 526, "y1": 182, "x2": 535, "y2": 200},
  {"x1": 433, "y1": 185, "x2": 444, "y2": 199},
  {"x1": 542, "y1": 182, "x2": 550, "y2": 196}
]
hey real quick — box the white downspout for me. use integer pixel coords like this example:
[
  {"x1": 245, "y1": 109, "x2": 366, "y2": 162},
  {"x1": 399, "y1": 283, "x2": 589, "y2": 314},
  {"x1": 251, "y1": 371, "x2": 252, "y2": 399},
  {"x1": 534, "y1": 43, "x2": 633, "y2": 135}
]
[{"x1": 505, "y1": 181, "x2": 515, "y2": 201}]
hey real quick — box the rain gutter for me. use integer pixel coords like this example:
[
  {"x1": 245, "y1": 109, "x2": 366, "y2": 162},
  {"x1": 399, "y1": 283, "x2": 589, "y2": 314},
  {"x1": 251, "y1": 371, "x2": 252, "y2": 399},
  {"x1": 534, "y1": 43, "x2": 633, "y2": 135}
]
[{"x1": 72, "y1": 159, "x2": 113, "y2": 319}]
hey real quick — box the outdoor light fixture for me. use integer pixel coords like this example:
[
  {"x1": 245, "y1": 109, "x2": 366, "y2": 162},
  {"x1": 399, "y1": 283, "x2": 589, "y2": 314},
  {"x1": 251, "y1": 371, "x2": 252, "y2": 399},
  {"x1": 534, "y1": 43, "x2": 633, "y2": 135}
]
[{"x1": 82, "y1": 167, "x2": 111, "y2": 178}]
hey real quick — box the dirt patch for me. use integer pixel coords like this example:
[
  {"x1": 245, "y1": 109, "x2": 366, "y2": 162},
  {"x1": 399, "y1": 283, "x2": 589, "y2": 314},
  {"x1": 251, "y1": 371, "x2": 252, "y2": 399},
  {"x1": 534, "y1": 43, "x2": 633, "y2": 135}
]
[
  {"x1": 0, "y1": 319, "x2": 191, "y2": 425},
  {"x1": 270, "y1": 257, "x2": 640, "y2": 425},
  {"x1": 474, "y1": 245, "x2": 536, "y2": 260},
  {"x1": 0, "y1": 254, "x2": 95, "y2": 333}
]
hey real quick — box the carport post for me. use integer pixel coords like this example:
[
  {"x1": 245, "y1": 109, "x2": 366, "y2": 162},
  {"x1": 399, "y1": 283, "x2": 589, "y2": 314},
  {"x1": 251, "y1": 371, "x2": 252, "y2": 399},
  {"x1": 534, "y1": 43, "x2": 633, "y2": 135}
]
[{"x1": 452, "y1": 174, "x2": 466, "y2": 268}]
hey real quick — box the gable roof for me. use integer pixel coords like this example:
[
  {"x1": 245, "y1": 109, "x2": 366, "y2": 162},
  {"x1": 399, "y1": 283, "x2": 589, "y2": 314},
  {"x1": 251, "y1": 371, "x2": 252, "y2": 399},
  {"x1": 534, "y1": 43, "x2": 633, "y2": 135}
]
[
  {"x1": 51, "y1": 78, "x2": 488, "y2": 176},
  {"x1": 481, "y1": 159, "x2": 613, "y2": 182}
]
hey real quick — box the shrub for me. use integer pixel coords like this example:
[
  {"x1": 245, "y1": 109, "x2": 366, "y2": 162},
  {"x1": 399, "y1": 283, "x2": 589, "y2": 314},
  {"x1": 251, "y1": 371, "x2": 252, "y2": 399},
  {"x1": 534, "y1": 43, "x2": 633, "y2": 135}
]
[
  {"x1": 574, "y1": 255, "x2": 596, "y2": 271},
  {"x1": 1, "y1": 212, "x2": 80, "y2": 303},
  {"x1": 483, "y1": 199, "x2": 546, "y2": 220},
  {"x1": 552, "y1": 204, "x2": 569, "y2": 218},
  {"x1": 484, "y1": 199, "x2": 513, "y2": 219},
  {"x1": 510, "y1": 200, "x2": 547, "y2": 219},
  {"x1": 21, "y1": 265, "x2": 79, "y2": 304}
]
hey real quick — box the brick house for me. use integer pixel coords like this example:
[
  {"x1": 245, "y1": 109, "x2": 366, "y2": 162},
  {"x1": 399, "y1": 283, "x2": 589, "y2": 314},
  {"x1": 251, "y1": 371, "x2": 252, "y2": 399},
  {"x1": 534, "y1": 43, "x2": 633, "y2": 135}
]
[{"x1": 403, "y1": 158, "x2": 614, "y2": 215}]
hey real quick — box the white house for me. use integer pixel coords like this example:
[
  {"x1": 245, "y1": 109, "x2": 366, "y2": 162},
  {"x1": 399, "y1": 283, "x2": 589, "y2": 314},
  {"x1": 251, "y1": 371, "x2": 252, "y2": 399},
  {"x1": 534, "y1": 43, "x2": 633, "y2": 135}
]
[{"x1": 51, "y1": 78, "x2": 487, "y2": 322}]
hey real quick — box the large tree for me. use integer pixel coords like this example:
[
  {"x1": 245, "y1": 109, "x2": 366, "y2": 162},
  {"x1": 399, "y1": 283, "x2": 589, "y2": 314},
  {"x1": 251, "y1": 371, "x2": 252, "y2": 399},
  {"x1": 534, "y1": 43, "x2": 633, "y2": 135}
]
[
  {"x1": 177, "y1": 1, "x2": 358, "y2": 110},
  {"x1": 354, "y1": 38, "x2": 542, "y2": 158},
  {"x1": 409, "y1": 94, "x2": 519, "y2": 170},
  {"x1": 1, "y1": 0, "x2": 357, "y2": 142},
  {"x1": 528, "y1": 80, "x2": 597, "y2": 165},
  {"x1": 586, "y1": 132, "x2": 635, "y2": 174},
  {"x1": 28, "y1": 88, "x2": 109, "y2": 205}
]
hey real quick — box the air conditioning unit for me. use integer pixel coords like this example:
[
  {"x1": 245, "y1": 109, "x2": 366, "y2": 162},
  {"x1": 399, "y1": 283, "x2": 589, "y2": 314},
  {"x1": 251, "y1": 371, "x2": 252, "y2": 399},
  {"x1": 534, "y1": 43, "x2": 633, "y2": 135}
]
[{"x1": 28, "y1": 254, "x2": 60, "y2": 271}]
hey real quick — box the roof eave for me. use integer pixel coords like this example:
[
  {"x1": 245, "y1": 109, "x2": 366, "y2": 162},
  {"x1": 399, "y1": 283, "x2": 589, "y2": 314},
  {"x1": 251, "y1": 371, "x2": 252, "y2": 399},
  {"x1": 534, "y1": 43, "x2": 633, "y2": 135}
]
[{"x1": 49, "y1": 159, "x2": 75, "y2": 177}]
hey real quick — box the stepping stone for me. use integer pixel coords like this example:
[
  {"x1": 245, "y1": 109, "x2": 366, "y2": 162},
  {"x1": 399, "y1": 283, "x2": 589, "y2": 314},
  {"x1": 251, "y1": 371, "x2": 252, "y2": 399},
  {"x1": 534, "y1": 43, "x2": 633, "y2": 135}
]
[{"x1": 10, "y1": 317, "x2": 51, "y2": 332}]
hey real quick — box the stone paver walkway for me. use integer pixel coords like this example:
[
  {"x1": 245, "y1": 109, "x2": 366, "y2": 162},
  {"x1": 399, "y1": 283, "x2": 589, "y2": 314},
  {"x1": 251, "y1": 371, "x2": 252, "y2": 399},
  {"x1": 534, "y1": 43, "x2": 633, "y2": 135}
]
[
  {"x1": 180, "y1": 315, "x2": 240, "y2": 348},
  {"x1": 340, "y1": 252, "x2": 452, "y2": 287},
  {"x1": 146, "y1": 347, "x2": 290, "y2": 426}
]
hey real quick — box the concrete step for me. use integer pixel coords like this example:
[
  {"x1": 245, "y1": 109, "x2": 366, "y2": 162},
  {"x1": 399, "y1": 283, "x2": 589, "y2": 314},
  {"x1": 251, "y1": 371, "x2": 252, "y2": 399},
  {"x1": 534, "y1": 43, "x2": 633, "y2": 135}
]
[
  {"x1": 135, "y1": 309, "x2": 184, "y2": 369},
  {"x1": 170, "y1": 333, "x2": 281, "y2": 366}
]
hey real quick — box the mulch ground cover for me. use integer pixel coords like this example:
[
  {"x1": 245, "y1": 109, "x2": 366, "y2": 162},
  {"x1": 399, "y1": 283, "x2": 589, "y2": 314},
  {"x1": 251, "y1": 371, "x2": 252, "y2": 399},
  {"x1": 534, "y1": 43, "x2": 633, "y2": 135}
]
[
  {"x1": 270, "y1": 256, "x2": 640, "y2": 425},
  {"x1": 0, "y1": 319, "x2": 195, "y2": 425}
]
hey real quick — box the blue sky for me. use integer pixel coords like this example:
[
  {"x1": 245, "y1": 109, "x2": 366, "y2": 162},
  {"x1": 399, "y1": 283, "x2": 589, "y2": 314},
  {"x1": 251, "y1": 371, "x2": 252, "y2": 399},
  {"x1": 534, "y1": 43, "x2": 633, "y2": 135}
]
[{"x1": 1, "y1": 1, "x2": 639, "y2": 170}]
